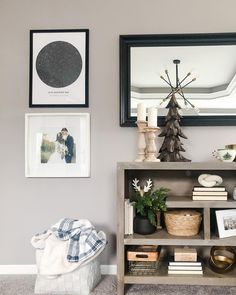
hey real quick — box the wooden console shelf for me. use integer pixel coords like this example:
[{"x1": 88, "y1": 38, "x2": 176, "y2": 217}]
[{"x1": 117, "y1": 162, "x2": 236, "y2": 295}]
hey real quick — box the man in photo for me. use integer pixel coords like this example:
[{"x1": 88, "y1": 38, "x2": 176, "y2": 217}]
[{"x1": 61, "y1": 128, "x2": 74, "y2": 163}]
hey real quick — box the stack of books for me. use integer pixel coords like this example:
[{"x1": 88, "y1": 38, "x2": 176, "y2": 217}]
[
  {"x1": 192, "y1": 186, "x2": 227, "y2": 201},
  {"x1": 168, "y1": 260, "x2": 203, "y2": 275},
  {"x1": 124, "y1": 199, "x2": 135, "y2": 235}
]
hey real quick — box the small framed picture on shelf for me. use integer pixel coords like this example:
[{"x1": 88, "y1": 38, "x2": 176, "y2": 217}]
[
  {"x1": 216, "y1": 209, "x2": 236, "y2": 238},
  {"x1": 25, "y1": 113, "x2": 90, "y2": 177},
  {"x1": 29, "y1": 29, "x2": 89, "y2": 107}
]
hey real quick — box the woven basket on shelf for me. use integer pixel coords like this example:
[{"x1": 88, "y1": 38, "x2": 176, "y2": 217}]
[{"x1": 164, "y1": 210, "x2": 202, "y2": 236}]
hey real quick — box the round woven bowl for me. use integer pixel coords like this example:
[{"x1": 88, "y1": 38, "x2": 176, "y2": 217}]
[{"x1": 164, "y1": 210, "x2": 202, "y2": 236}]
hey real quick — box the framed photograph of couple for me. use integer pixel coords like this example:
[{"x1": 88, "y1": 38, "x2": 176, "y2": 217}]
[
  {"x1": 216, "y1": 209, "x2": 236, "y2": 238},
  {"x1": 29, "y1": 29, "x2": 89, "y2": 107},
  {"x1": 25, "y1": 113, "x2": 90, "y2": 177}
]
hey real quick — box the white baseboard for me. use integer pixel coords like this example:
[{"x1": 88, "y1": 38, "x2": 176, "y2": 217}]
[
  {"x1": 100, "y1": 264, "x2": 117, "y2": 275},
  {"x1": 0, "y1": 265, "x2": 117, "y2": 275},
  {"x1": 0, "y1": 265, "x2": 37, "y2": 275}
]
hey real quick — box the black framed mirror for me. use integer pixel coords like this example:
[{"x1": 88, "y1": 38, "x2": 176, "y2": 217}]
[{"x1": 120, "y1": 32, "x2": 236, "y2": 127}]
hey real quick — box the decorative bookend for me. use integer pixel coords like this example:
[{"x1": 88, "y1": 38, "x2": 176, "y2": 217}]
[
  {"x1": 144, "y1": 126, "x2": 160, "y2": 162},
  {"x1": 135, "y1": 104, "x2": 160, "y2": 162},
  {"x1": 135, "y1": 122, "x2": 160, "y2": 162},
  {"x1": 158, "y1": 94, "x2": 190, "y2": 162}
]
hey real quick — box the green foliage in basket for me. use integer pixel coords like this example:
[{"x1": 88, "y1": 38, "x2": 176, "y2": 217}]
[{"x1": 132, "y1": 178, "x2": 169, "y2": 226}]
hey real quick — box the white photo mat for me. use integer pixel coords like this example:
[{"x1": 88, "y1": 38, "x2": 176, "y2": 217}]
[
  {"x1": 25, "y1": 113, "x2": 90, "y2": 177},
  {"x1": 216, "y1": 209, "x2": 236, "y2": 238}
]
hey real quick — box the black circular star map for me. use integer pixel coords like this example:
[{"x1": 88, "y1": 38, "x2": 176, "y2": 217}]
[{"x1": 36, "y1": 41, "x2": 83, "y2": 88}]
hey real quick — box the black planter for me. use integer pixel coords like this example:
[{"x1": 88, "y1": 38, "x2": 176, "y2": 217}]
[{"x1": 133, "y1": 214, "x2": 156, "y2": 235}]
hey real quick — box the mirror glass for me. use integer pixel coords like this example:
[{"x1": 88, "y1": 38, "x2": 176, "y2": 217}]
[{"x1": 120, "y1": 33, "x2": 236, "y2": 126}]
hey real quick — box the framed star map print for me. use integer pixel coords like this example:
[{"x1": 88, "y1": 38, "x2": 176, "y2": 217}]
[{"x1": 29, "y1": 29, "x2": 89, "y2": 107}]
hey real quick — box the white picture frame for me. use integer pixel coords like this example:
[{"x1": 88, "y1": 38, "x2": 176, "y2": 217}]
[
  {"x1": 216, "y1": 209, "x2": 236, "y2": 238},
  {"x1": 25, "y1": 113, "x2": 90, "y2": 177}
]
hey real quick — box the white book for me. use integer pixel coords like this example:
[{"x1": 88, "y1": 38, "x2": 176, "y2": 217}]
[
  {"x1": 192, "y1": 196, "x2": 227, "y2": 201},
  {"x1": 124, "y1": 199, "x2": 130, "y2": 235},
  {"x1": 169, "y1": 261, "x2": 201, "y2": 266},
  {"x1": 168, "y1": 270, "x2": 203, "y2": 275},
  {"x1": 193, "y1": 186, "x2": 225, "y2": 192},
  {"x1": 128, "y1": 203, "x2": 134, "y2": 235},
  {"x1": 168, "y1": 266, "x2": 202, "y2": 271},
  {"x1": 192, "y1": 191, "x2": 227, "y2": 196}
]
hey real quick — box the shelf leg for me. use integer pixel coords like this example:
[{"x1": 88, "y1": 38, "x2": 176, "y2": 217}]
[{"x1": 117, "y1": 280, "x2": 124, "y2": 295}]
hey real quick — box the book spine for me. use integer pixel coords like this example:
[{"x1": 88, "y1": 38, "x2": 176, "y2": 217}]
[
  {"x1": 169, "y1": 262, "x2": 201, "y2": 266},
  {"x1": 192, "y1": 191, "x2": 227, "y2": 196},
  {"x1": 192, "y1": 196, "x2": 227, "y2": 201},
  {"x1": 168, "y1": 270, "x2": 203, "y2": 275},
  {"x1": 168, "y1": 266, "x2": 202, "y2": 271},
  {"x1": 128, "y1": 203, "x2": 134, "y2": 235},
  {"x1": 193, "y1": 187, "x2": 225, "y2": 192},
  {"x1": 124, "y1": 199, "x2": 129, "y2": 235}
]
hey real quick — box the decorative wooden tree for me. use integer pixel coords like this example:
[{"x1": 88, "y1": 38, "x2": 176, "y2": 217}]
[
  {"x1": 158, "y1": 93, "x2": 190, "y2": 162},
  {"x1": 158, "y1": 59, "x2": 197, "y2": 162}
]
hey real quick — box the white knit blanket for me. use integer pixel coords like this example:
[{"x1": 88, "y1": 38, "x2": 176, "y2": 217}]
[{"x1": 31, "y1": 219, "x2": 106, "y2": 276}]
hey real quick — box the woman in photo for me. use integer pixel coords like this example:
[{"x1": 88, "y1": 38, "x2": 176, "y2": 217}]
[{"x1": 47, "y1": 132, "x2": 68, "y2": 164}]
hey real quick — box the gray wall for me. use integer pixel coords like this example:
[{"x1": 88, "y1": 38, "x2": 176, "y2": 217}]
[{"x1": 1, "y1": 0, "x2": 236, "y2": 265}]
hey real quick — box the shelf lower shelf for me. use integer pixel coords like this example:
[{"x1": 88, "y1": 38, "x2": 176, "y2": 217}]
[
  {"x1": 125, "y1": 259, "x2": 236, "y2": 286},
  {"x1": 124, "y1": 230, "x2": 236, "y2": 246},
  {"x1": 124, "y1": 274, "x2": 236, "y2": 286}
]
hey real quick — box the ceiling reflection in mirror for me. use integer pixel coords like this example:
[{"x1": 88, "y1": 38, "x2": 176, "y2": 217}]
[{"x1": 131, "y1": 45, "x2": 236, "y2": 117}]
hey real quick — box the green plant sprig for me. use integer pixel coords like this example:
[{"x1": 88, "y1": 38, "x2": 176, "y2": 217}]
[{"x1": 132, "y1": 186, "x2": 169, "y2": 226}]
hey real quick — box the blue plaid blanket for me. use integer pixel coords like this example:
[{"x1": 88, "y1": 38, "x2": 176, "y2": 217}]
[{"x1": 51, "y1": 218, "x2": 106, "y2": 263}]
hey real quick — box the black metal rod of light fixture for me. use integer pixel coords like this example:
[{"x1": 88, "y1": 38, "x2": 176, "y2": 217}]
[
  {"x1": 177, "y1": 72, "x2": 191, "y2": 88},
  {"x1": 181, "y1": 78, "x2": 196, "y2": 89},
  {"x1": 184, "y1": 97, "x2": 195, "y2": 108},
  {"x1": 160, "y1": 75, "x2": 173, "y2": 88},
  {"x1": 163, "y1": 88, "x2": 194, "y2": 108},
  {"x1": 173, "y1": 59, "x2": 180, "y2": 89},
  {"x1": 178, "y1": 90, "x2": 195, "y2": 108},
  {"x1": 159, "y1": 91, "x2": 173, "y2": 105},
  {"x1": 165, "y1": 70, "x2": 174, "y2": 90},
  {"x1": 178, "y1": 90, "x2": 188, "y2": 105}
]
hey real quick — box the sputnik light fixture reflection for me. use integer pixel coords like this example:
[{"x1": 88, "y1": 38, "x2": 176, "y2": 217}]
[{"x1": 160, "y1": 59, "x2": 197, "y2": 110}]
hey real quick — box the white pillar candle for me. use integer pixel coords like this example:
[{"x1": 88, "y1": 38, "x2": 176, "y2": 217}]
[
  {"x1": 137, "y1": 103, "x2": 146, "y2": 121},
  {"x1": 148, "y1": 107, "x2": 157, "y2": 127}
]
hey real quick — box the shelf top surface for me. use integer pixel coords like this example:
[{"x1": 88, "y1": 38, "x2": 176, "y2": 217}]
[
  {"x1": 117, "y1": 162, "x2": 236, "y2": 170},
  {"x1": 166, "y1": 196, "x2": 236, "y2": 208},
  {"x1": 124, "y1": 230, "x2": 236, "y2": 246},
  {"x1": 125, "y1": 229, "x2": 203, "y2": 242}
]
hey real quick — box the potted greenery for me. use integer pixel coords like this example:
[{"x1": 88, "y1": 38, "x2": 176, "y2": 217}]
[{"x1": 132, "y1": 178, "x2": 169, "y2": 235}]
